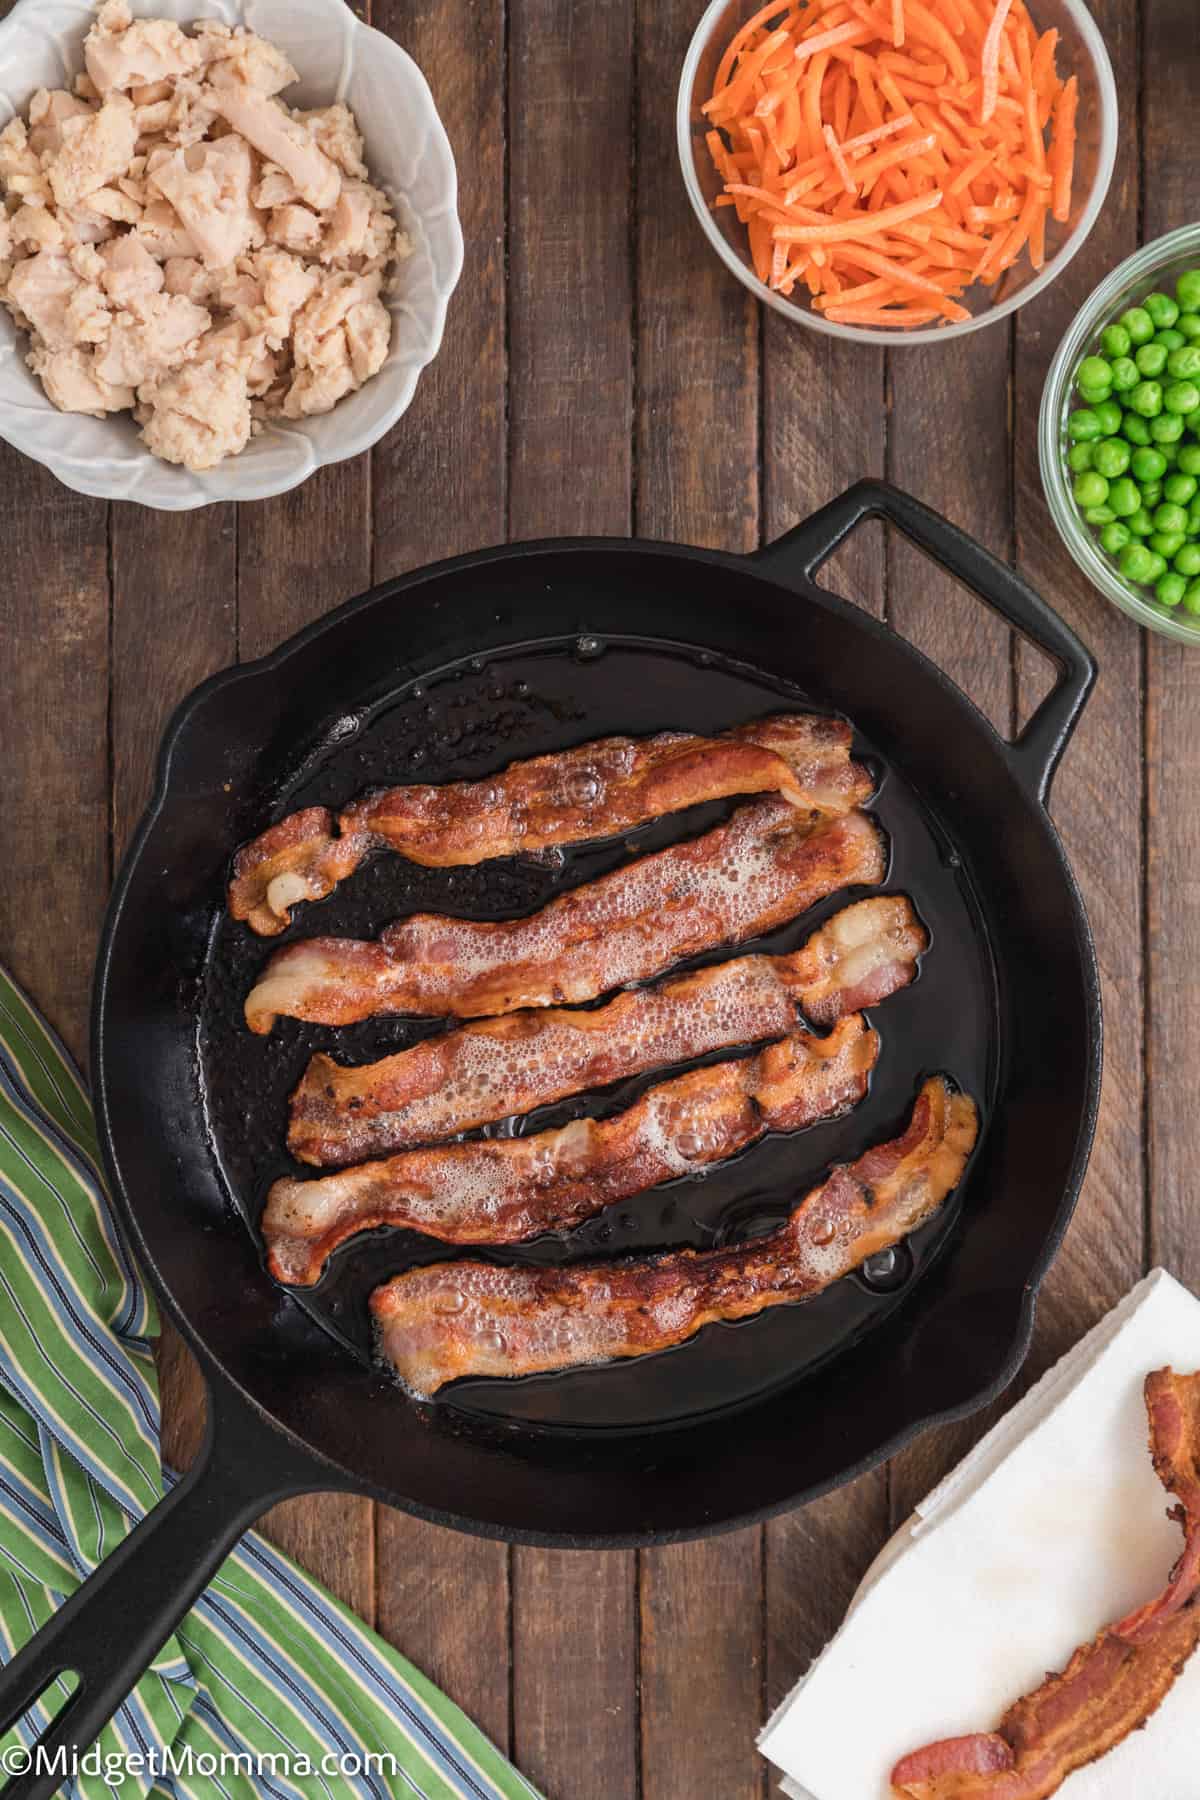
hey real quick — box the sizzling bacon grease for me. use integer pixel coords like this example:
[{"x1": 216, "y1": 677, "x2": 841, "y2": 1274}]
[
  {"x1": 243, "y1": 801, "x2": 886, "y2": 1034},
  {"x1": 371, "y1": 1076, "x2": 977, "y2": 1397},
  {"x1": 263, "y1": 1014, "x2": 881, "y2": 1284},
  {"x1": 891, "y1": 1367, "x2": 1200, "y2": 1800},
  {"x1": 288, "y1": 895, "x2": 926, "y2": 1165},
  {"x1": 229, "y1": 714, "x2": 873, "y2": 935}
]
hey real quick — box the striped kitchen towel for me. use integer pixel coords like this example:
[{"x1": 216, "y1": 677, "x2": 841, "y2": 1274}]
[{"x1": 0, "y1": 966, "x2": 543, "y2": 1800}]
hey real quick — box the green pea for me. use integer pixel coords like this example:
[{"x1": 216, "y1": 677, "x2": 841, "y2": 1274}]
[
  {"x1": 1136, "y1": 342, "x2": 1169, "y2": 377},
  {"x1": 1092, "y1": 399, "x2": 1123, "y2": 436},
  {"x1": 1119, "y1": 541, "x2": 1160, "y2": 584},
  {"x1": 1146, "y1": 292, "x2": 1180, "y2": 329},
  {"x1": 1157, "y1": 572, "x2": 1187, "y2": 608},
  {"x1": 1085, "y1": 505, "x2": 1116, "y2": 525},
  {"x1": 1178, "y1": 312, "x2": 1200, "y2": 341},
  {"x1": 1100, "y1": 522, "x2": 1131, "y2": 555},
  {"x1": 1157, "y1": 328, "x2": 1187, "y2": 352},
  {"x1": 1151, "y1": 412, "x2": 1186, "y2": 443},
  {"x1": 1069, "y1": 407, "x2": 1103, "y2": 440},
  {"x1": 1074, "y1": 471, "x2": 1110, "y2": 508},
  {"x1": 1165, "y1": 471, "x2": 1198, "y2": 504},
  {"x1": 1109, "y1": 356, "x2": 1139, "y2": 393},
  {"x1": 1154, "y1": 501, "x2": 1188, "y2": 534},
  {"x1": 1167, "y1": 346, "x2": 1200, "y2": 380},
  {"x1": 1100, "y1": 323, "x2": 1131, "y2": 358},
  {"x1": 1127, "y1": 506, "x2": 1156, "y2": 535},
  {"x1": 1131, "y1": 446, "x2": 1167, "y2": 482},
  {"x1": 1176, "y1": 270, "x2": 1200, "y2": 312},
  {"x1": 1183, "y1": 407, "x2": 1200, "y2": 435},
  {"x1": 1165, "y1": 380, "x2": 1200, "y2": 415},
  {"x1": 1076, "y1": 355, "x2": 1112, "y2": 392},
  {"x1": 1131, "y1": 380, "x2": 1164, "y2": 417},
  {"x1": 1149, "y1": 531, "x2": 1186, "y2": 559},
  {"x1": 1189, "y1": 498, "x2": 1200, "y2": 530},
  {"x1": 1123, "y1": 413, "x2": 1152, "y2": 445},
  {"x1": 1107, "y1": 477, "x2": 1141, "y2": 517},
  {"x1": 1184, "y1": 580, "x2": 1200, "y2": 616},
  {"x1": 1141, "y1": 482, "x2": 1163, "y2": 507},
  {"x1": 1067, "y1": 441, "x2": 1094, "y2": 472},
  {"x1": 1093, "y1": 438, "x2": 1130, "y2": 478},
  {"x1": 1121, "y1": 306, "x2": 1155, "y2": 345},
  {"x1": 1175, "y1": 544, "x2": 1200, "y2": 577},
  {"x1": 1177, "y1": 444, "x2": 1200, "y2": 476}
]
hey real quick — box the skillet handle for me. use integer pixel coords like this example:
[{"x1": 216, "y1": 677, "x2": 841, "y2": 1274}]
[
  {"x1": 0, "y1": 1371, "x2": 326, "y2": 1800},
  {"x1": 754, "y1": 478, "x2": 1097, "y2": 806}
]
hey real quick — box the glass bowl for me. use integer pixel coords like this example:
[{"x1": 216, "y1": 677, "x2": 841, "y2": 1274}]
[
  {"x1": 677, "y1": 0, "x2": 1118, "y2": 347},
  {"x1": 1040, "y1": 225, "x2": 1200, "y2": 643}
]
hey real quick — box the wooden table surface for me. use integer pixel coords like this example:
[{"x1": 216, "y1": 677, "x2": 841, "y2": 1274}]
[{"x1": 1, "y1": 1, "x2": 1193, "y2": 1795}]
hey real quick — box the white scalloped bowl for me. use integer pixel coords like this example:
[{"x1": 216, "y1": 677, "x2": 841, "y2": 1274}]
[{"x1": 0, "y1": 0, "x2": 464, "y2": 508}]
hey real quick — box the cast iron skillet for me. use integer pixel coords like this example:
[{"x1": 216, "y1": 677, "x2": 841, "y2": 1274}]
[{"x1": 0, "y1": 481, "x2": 1101, "y2": 1795}]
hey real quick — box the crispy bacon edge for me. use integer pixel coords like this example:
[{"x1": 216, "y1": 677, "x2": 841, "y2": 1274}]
[
  {"x1": 369, "y1": 1076, "x2": 978, "y2": 1398},
  {"x1": 243, "y1": 803, "x2": 887, "y2": 1034},
  {"x1": 228, "y1": 714, "x2": 873, "y2": 936},
  {"x1": 287, "y1": 894, "x2": 927, "y2": 1166},
  {"x1": 890, "y1": 1367, "x2": 1200, "y2": 1800},
  {"x1": 263, "y1": 1013, "x2": 881, "y2": 1284}
]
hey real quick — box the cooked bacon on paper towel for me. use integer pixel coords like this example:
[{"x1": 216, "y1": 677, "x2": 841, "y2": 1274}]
[
  {"x1": 370, "y1": 1075, "x2": 977, "y2": 1397},
  {"x1": 264, "y1": 1013, "x2": 881, "y2": 1284},
  {"x1": 891, "y1": 1367, "x2": 1200, "y2": 1800},
  {"x1": 243, "y1": 801, "x2": 886, "y2": 1033},
  {"x1": 229, "y1": 714, "x2": 873, "y2": 935},
  {"x1": 288, "y1": 894, "x2": 926, "y2": 1166}
]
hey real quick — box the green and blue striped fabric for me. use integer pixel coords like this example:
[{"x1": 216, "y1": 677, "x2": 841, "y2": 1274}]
[{"x1": 0, "y1": 966, "x2": 543, "y2": 1800}]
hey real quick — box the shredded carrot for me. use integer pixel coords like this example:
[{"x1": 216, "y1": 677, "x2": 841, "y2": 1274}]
[
  {"x1": 824, "y1": 303, "x2": 944, "y2": 324},
  {"x1": 979, "y1": 0, "x2": 1014, "y2": 120},
  {"x1": 1050, "y1": 74, "x2": 1077, "y2": 223},
  {"x1": 771, "y1": 189, "x2": 943, "y2": 241},
  {"x1": 704, "y1": 0, "x2": 1073, "y2": 329},
  {"x1": 823, "y1": 124, "x2": 858, "y2": 192}
]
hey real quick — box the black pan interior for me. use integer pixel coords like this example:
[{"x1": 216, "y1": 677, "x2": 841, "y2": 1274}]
[{"x1": 198, "y1": 634, "x2": 997, "y2": 1436}]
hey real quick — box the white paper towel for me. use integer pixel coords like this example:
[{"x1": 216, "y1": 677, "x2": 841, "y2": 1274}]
[{"x1": 759, "y1": 1269, "x2": 1200, "y2": 1799}]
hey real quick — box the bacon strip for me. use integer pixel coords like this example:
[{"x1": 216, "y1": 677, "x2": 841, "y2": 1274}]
[
  {"x1": 370, "y1": 1076, "x2": 977, "y2": 1397},
  {"x1": 230, "y1": 715, "x2": 873, "y2": 936},
  {"x1": 244, "y1": 802, "x2": 886, "y2": 1034},
  {"x1": 288, "y1": 896, "x2": 926, "y2": 1166},
  {"x1": 264, "y1": 1013, "x2": 881, "y2": 1284},
  {"x1": 891, "y1": 1368, "x2": 1200, "y2": 1800}
]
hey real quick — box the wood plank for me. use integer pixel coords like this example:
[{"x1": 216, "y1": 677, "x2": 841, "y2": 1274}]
[
  {"x1": 760, "y1": 316, "x2": 890, "y2": 1726},
  {"x1": 506, "y1": 2, "x2": 637, "y2": 1791},
  {"x1": 640, "y1": 1538, "x2": 762, "y2": 1800},
  {"x1": 508, "y1": 0, "x2": 634, "y2": 542},
  {"x1": 636, "y1": 0, "x2": 757, "y2": 557},
  {"x1": 513, "y1": 1550, "x2": 637, "y2": 1800},
  {"x1": 0, "y1": 455, "x2": 109, "y2": 1066},
  {"x1": 371, "y1": 0, "x2": 513, "y2": 1750},
  {"x1": 371, "y1": 0, "x2": 507, "y2": 576},
  {"x1": 1141, "y1": 0, "x2": 1200, "y2": 1294},
  {"x1": 634, "y1": 7, "x2": 762, "y2": 1791},
  {"x1": 1012, "y1": 0, "x2": 1145, "y2": 1381}
]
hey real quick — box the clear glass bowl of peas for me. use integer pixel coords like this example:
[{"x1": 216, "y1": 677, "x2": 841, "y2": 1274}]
[{"x1": 1040, "y1": 225, "x2": 1200, "y2": 641}]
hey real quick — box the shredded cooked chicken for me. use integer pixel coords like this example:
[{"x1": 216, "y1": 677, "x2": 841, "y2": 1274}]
[{"x1": 0, "y1": 2, "x2": 410, "y2": 470}]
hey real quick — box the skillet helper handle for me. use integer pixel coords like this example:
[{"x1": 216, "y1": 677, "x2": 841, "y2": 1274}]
[
  {"x1": 0, "y1": 1374, "x2": 323, "y2": 1800},
  {"x1": 755, "y1": 478, "x2": 1097, "y2": 806}
]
